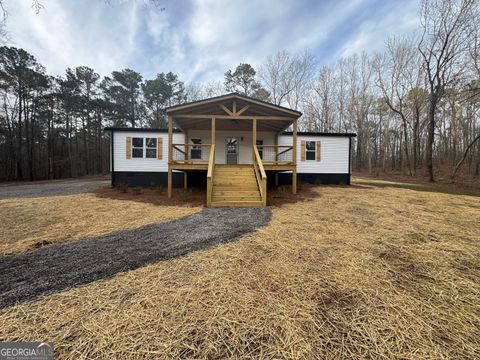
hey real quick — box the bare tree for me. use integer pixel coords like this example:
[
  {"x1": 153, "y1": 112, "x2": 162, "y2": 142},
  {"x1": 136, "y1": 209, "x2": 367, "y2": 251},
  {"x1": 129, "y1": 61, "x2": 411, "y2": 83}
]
[
  {"x1": 418, "y1": 0, "x2": 478, "y2": 181},
  {"x1": 259, "y1": 50, "x2": 315, "y2": 109},
  {"x1": 375, "y1": 37, "x2": 426, "y2": 175}
]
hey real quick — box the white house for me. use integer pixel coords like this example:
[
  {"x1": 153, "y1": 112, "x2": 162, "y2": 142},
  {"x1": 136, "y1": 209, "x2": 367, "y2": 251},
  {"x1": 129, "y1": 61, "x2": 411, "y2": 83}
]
[{"x1": 106, "y1": 93, "x2": 356, "y2": 207}]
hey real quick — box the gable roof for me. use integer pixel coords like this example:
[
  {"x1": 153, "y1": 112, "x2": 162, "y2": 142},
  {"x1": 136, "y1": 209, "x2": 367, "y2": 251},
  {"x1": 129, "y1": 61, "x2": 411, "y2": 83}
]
[{"x1": 166, "y1": 92, "x2": 302, "y2": 118}]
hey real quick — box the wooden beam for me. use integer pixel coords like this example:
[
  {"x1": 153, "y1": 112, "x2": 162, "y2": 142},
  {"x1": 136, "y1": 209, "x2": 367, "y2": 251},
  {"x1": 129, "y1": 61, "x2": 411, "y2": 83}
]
[
  {"x1": 211, "y1": 117, "x2": 216, "y2": 146},
  {"x1": 219, "y1": 104, "x2": 234, "y2": 116},
  {"x1": 174, "y1": 114, "x2": 296, "y2": 121},
  {"x1": 168, "y1": 115, "x2": 173, "y2": 198},
  {"x1": 233, "y1": 101, "x2": 237, "y2": 115},
  {"x1": 171, "y1": 164, "x2": 209, "y2": 170},
  {"x1": 236, "y1": 105, "x2": 249, "y2": 116}
]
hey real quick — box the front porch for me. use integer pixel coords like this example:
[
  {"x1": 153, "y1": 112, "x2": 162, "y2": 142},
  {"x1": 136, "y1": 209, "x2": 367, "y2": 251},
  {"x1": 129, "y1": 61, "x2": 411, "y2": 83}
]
[{"x1": 166, "y1": 93, "x2": 301, "y2": 207}]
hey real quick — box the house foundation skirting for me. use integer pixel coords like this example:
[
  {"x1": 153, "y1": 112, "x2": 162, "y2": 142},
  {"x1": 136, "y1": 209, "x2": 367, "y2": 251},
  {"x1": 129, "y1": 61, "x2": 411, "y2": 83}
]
[
  {"x1": 112, "y1": 171, "x2": 208, "y2": 188},
  {"x1": 112, "y1": 171, "x2": 350, "y2": 188},
  {"x1": 277, "y1": 173, "x2": 351, "y2": 186}
]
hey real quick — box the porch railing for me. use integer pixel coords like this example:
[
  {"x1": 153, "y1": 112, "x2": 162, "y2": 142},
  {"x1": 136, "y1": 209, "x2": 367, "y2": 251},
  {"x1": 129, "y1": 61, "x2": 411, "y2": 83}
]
[
  {"x1": 206, "y1": 144, "x2": 215, "y2": 207},
  {"x1": 253, "y1": 145, "x2": 267, "y2": 206},
  {"x1": 172, "y1": 143, "x2": 211, "y2": 164},
  {"x1": 256, "y1": 145, "x2": 294, "y2": 164}
]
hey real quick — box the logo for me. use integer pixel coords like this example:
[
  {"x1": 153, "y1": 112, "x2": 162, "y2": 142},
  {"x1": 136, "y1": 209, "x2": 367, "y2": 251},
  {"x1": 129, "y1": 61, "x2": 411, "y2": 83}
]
[{"x1": 0, "y1": 342, "x2": 54, "y2": 360}]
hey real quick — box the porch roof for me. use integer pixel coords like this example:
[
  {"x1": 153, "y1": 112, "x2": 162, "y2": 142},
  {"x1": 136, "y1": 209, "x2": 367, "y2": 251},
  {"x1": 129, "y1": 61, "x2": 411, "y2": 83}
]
[{"x1": 166, "y1": 93, "x2": 301, "y2": 133}]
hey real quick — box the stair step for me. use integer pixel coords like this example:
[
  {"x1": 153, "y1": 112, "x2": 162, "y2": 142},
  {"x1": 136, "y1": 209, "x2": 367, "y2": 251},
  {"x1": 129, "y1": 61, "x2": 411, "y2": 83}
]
[
  {"x1": 213, "y1": 190, "x2": 260, "y2": 196},
  {"x1": 213, "y1": 177, "x2": 257, "y2": 185},
  {"x1": 211, "y1": 165, "x2": 264, "y2": 208},
  {"x1": 213, "y1": 188, "x2": 259, "y2": 193},
  {"x1": 211, "y1": 200, "x2": 263, "y2": 208},
  {"x1": 215, "y1": 172, "x2": 254, "y2": 177},
  {"x1": 213, "y1": 195, "x2": 261, "y2": 201}
]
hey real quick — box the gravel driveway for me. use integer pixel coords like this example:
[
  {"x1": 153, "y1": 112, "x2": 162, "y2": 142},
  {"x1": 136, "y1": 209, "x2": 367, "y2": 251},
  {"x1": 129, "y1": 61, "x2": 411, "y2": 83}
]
[
  {"x1": 0, "y1": 178, "x2": 109, "y2": 199},
  {"x1": 0, "y1": 207, "x2": 271, "y2": 309}
]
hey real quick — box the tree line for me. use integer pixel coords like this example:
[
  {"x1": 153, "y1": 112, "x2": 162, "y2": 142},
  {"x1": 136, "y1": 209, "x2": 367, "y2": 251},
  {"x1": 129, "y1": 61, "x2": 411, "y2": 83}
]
[{"x1": 0, "y1": 0, "x2": 479, "y2": 182}]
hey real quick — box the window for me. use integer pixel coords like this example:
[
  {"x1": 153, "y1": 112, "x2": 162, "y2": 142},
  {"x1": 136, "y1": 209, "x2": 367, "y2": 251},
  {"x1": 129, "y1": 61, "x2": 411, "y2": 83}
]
[
  {"x1": 256, "y1": 140, "x2": 263, "y2": 159},
  {"x1": 306, "y1": 141, "x2": 316, "y2": 160},
  {"x1": 190, "y1": 139, "x2": 202, "y2": 159},
  {"x1": 132, "y1": 137, "x2": 144, "y2": 158},
  {"x1": 146, "y1": 138, "x2": 157, "y2": 158}
]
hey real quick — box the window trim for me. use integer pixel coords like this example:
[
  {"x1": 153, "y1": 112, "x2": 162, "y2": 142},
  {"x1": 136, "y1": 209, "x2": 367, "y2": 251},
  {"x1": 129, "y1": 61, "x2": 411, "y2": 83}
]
[
  {"x1": 132, "y1": 137, "x2": 144, "y2": 158},
  {"x1": 145, "y1": 137, "x2": 157, "y2": 159},
  {"x1": 305, "y1": 140, "x2": 316, "y2": 161}
]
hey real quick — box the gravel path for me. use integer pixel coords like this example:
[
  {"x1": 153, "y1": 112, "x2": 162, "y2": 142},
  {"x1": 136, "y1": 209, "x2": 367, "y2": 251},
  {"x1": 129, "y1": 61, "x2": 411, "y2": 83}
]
[
  {"x1": 0, "y1": 178, "x2": 109, "y2": 199},
  {"x1": 0, "y1": 208, "x2": 271, "y2": 309}
]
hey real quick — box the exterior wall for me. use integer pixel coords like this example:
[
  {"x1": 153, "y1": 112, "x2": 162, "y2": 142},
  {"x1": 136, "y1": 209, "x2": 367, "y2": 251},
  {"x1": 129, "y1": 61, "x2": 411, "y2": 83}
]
[
  {"x1": 109, "y1": 130, "x2": 352, "y2": 187},
  {"x1": 112, "y1": 131, "x2": 185, "y2": 172},
  {"x1": 278, "y1": 135, "x2": 350, "y2": 174},
  {"x1": 187, "y1": 130, "x2": 276, "y2": 164}
]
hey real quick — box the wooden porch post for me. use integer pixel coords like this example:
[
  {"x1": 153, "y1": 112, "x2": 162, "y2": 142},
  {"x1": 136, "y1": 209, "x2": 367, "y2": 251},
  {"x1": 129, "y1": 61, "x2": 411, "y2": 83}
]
[
  {"x1": 211, "y1": 117, "x2": 216, "y2": 146},
  {"x1": 168, "y1": 115, "x2": 173, "y2": 198},
  {"x1": 252, "y1": 117, "x2": 257, "y2": 163},
  {"x1": 292, "y1": 118, "x2": 297, "y2": 194}
]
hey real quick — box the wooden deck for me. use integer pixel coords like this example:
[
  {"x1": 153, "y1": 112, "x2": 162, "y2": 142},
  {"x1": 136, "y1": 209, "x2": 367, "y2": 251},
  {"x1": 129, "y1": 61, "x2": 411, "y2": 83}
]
[{"x1": 166, "y1": 93, "x2": 300, "y2": 206}]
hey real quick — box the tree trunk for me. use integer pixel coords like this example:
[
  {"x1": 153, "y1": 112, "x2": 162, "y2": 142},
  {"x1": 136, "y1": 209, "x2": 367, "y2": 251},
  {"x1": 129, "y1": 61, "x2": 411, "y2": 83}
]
[{"x1": 426, "y1": 97, "x2": 435, "y2": 182}]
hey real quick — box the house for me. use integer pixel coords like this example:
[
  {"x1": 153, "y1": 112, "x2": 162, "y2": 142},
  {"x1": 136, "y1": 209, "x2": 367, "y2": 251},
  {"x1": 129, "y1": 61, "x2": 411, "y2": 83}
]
[{"x1": 105, "y1": 93, "x2": 356, "y2": 207}]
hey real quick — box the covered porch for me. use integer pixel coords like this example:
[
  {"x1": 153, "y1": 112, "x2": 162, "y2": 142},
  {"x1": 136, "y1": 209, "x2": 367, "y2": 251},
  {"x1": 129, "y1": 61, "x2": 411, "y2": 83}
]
[{"x1": 166, "y1": 93, "x2": 301, "y2": 207}]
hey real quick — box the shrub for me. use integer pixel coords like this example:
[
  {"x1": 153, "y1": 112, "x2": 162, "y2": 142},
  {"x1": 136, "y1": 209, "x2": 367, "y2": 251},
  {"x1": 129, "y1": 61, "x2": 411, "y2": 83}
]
[
  {"x1": 297, "y1": 181, "x2": 303, "y2": 191},
  {"x1": 131, "y1": 187, "x2": 142, "y2": 195},
  {"x1": 116, "y1": 183, "x2": 129, "y2": 193},
  {"x1": 179, "y1": 189, "x2": 192, "y2": 201},
  {"x1": 154, "y1": 185, "x2": 164, "y2": 195}
]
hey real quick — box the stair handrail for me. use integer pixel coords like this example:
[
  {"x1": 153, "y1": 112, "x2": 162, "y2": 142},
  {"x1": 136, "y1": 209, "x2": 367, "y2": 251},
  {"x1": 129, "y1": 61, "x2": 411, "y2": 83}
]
[
  {"x1": 253, "y1": 145, "x2": 267, "y2": 206},
  {"x1": 206, "y1": 144, "x2": 215, "y2": 207}
]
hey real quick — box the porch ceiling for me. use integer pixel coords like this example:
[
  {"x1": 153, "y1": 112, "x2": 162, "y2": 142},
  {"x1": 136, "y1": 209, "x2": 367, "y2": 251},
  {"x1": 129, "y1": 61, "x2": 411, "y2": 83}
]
[{"x1": 174, "y1": 118, "x2": 292, "y2": 132}]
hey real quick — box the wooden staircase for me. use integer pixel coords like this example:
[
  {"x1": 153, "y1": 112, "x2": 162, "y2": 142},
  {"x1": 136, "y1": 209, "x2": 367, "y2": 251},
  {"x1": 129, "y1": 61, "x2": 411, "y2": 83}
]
[{"x1": 211, "y1": 165, "x2": 263, "y2": 207}]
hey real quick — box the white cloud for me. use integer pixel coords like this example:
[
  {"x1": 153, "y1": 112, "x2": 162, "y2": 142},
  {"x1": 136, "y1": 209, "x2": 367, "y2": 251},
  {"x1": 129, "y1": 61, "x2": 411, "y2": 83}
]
[
  {"x1": 6, "y1": 0, "x2": 140, "y2": 76},
  {"x1": 3, "y1": 0, "x2": 421, "y2": 84},
  {"x1": 336, "y1": 0, "x2": 420, "y2": 58}
]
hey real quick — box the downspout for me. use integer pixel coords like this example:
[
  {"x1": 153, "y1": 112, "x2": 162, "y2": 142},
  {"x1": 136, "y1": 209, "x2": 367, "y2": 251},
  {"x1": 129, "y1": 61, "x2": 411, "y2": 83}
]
[
  {"x1": 348, "y1": 136, "x2": 352, "y2": 185},
  {"x1": 110, "y1": 130, "x2": 115, "y2": 187}
]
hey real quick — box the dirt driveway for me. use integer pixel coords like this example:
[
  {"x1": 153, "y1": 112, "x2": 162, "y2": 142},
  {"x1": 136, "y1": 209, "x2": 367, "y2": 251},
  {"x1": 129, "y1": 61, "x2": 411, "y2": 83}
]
[{"x1": 0, "y1": 178, "x2": 110, "y2": 199}]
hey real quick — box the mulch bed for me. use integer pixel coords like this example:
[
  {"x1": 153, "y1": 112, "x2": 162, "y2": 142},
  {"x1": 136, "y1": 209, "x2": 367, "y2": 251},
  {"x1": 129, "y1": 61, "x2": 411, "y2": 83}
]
[
  {"x1": 0, "y1": 208, "x2": 271, "y2": 309},
  {"x1": 94, "y1": 184, "x2": 322, "y2": 208}
]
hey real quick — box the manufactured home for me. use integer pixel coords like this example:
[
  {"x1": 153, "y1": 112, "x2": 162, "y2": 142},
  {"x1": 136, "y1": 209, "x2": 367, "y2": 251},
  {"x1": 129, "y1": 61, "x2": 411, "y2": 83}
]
[{"x1": 106, "y1": 93, "x2": 356, "y2": 207}]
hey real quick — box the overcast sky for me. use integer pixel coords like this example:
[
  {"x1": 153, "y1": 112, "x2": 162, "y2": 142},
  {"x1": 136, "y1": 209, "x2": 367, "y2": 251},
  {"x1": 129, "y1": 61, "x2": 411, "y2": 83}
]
[{"x1": 5, "y1": 0, "x2": 420, "y2": 83}]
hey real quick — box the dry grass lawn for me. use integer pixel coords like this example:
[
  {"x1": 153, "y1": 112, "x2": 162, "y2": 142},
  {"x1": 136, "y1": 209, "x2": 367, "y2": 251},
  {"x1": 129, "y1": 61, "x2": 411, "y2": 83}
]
[
  {"x1": 1, "y1": 181, "x2": 479, "y2": 359},
  {"x1": 0, "y1": 194, "x2": 200, "y2": 256}
]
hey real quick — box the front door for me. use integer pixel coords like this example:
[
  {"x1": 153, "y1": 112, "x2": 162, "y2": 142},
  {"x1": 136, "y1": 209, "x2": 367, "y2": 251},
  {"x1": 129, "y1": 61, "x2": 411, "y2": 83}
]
[{"x1": 225, "y1": 137, "x2": 239, "y2": 164}]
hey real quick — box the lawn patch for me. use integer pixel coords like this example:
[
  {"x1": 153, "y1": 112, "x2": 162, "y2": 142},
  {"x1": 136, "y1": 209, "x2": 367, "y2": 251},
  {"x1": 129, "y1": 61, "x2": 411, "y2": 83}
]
[{"x1": 0, "y1": 193, "x2": 200, "y2": 256}]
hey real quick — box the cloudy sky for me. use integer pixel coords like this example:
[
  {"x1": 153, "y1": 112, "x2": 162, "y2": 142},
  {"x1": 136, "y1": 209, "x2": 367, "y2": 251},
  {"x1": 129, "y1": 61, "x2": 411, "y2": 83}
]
[{"x1": 5, "y1": 0, "x2": 420, "y2": 83}]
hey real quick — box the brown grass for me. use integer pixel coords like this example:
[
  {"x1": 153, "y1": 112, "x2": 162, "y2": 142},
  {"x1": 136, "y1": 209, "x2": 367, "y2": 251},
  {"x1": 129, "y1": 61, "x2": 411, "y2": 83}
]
[
  {"x1": 1, "y1": 182, "x2": 479, "y2": 358},
  {"x1": 0, "y1": 194, "x2": 200, "y2": 256}
]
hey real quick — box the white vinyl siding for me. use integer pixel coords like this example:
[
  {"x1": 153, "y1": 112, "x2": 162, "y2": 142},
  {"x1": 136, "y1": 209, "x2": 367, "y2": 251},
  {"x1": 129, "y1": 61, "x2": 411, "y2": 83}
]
[
  {"x1": 278, "y1": 135, "x2": 350, "y2": 174},
  {"x1": 113, "y1": 131, "x2": 185, "y2": 172},
  {"x1": 187, "y1": 130, "x2": 275, "y2": 164},
  {"x1": 111, "y1": 130, "x2": 350, "y2": 174}
]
